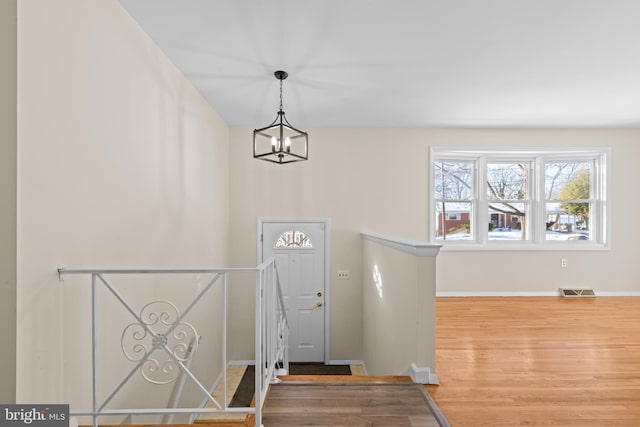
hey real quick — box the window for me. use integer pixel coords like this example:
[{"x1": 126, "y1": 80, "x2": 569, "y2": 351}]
[
  {"x1": 274, "y1": 230, "x2": 313, "y2": 248},
  {"x1": 431, "y1": 147, "x2": 609, "y2": 250}
]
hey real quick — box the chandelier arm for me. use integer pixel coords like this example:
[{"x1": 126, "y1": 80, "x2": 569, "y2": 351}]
[
  {"x1": 280, "y1": 112, "x2": 294, "y2": 128},
  {"x1": 254, "y1": 119, "x2": 278, "y2": 132}
]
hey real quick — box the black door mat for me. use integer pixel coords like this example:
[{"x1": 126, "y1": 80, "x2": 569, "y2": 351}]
[
  {"x1": 288, "y1": 362, "x2": 352, "y2": 375},
  {"x1": 229, "y1": 363, "x2": 351, "y2": 408}
]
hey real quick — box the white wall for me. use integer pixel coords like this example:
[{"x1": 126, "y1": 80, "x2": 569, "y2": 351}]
[
  {"x1": 14, "y1": 0, "x2": 640, "y2": 399},
  {"x1": 0, "y1": 0, "x2": 17, "y2": 405},
  {"x1": 17, "y1": 0, "x2": 229, "y2": 410},
  {"x1": 432, "y1": 129, "x2": 640, "y2": 294},
  {"x1": 229, "y1": 127, "x2": 640, "y2": 360},
  {"x1": 228, "y1": 127, "x2": 432, "y2": 360},
  {"x1": 361, "y1": 237, "x2": 437, "y2": 377}
]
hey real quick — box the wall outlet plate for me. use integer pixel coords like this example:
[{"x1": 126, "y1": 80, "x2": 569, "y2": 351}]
[{"x1": 337, "y1": 270, "x2": 350, "y2": 280}]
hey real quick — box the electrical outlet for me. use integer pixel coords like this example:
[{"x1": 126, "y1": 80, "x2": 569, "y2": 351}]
[
  {"x1": 337, "y1": 270, "x2": 350, "y2": 280},
  {"x1": 561, "y1": 258, "x2": 567, "y2": 268}
]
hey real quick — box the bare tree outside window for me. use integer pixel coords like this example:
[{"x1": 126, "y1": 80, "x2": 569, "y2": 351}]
[
  {"x1": 487, "y1": 162, "x2": 529, "y2": 240},
  {"x1": 434, "y1": 161, "x2": 473, "y2": 240},
  {"x1": 431, "y1": 148, "x2": 607, "y2": 247}
]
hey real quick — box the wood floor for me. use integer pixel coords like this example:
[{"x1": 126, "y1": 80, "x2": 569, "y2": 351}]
[
  {"x1": 425, "y1": 297, "x2": 640, "y2": 426},
  {"x1": 263, "y1": 377, "x2": 443, "y2": 426}
]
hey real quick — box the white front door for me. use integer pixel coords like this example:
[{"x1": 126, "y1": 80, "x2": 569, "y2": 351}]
[{"x1": 260, "y1": 220, "x2": 328, "y2": 363}]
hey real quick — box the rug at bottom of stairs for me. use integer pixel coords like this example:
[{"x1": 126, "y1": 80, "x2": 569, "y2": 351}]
[{"x1": 229, "y1": 363, "x2": 352, "y2": 407}]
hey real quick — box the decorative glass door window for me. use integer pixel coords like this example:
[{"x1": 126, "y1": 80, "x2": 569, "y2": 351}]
[{"x1": 274, "y1": 230, "x2": 313, "y2": 248}]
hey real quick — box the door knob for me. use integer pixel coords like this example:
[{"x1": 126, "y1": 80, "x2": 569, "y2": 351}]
[
  {"x1": 315, "y1": 301, "x2": 323, "y2": 308},
  {"x1": 317, "y1": 291, "x2": 323, "y2": 297}
]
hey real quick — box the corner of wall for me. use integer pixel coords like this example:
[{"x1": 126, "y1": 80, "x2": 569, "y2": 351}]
[{"x1": 0, "y1": 0, "x2": 17, "y2": 404}]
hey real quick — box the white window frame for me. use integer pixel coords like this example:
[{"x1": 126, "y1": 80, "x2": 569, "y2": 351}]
[{"x1": 430, "y1": 147, "x2": 611, "y2": 251}]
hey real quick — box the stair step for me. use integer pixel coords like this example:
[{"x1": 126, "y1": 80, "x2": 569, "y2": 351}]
[
  {"x1": 84, "y1": 374, "x2": 410, "y2": 427},
  {"x1": 194, "y1": 414, "x2": 248, "y2": 423},
  {"x1": 86, "y1": 424, "x2": 247, "y2": 427},
  {"x1": 278, "y1": 374, "x2": 413, "y2": 383},
  {"x1": 196, "y1": 364, "x2": 248, "y2": 424}
]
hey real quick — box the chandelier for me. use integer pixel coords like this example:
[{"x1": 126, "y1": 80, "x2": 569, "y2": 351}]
[{"x1": 253, "y1": 70, "x2": 308, "y2": 164}]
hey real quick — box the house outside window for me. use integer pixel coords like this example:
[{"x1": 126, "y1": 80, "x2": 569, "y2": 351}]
[{"x1": 431, "y1": 147, "x2": 610, "y2": 250}]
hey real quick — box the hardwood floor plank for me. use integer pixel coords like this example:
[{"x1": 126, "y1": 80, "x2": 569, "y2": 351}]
[
  {"x1": 277, "y1": 374, "x2": 413, "y2": 383},
  {"x1": 264, "y1": 382, "x2": 442, "y2": 426},
  {"x1": 426, "y1": 297, "x2": 640, "y2": 426},
  {"x1": 261, "y1": 414, "x2": 417, "y2": 427}
]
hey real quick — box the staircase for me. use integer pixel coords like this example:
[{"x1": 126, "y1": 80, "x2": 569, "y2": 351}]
[
  {"x1": 193, "y1": 363, "x2": 364, "y2": 426},
  {"x1": 193, "y1": 365, "x2": 448, "y2": 427},
  {"x1": 264, "y1": 374, "x2": 447, "y2": 426},
  {"x1": 60, "y1": 250, "x2": 446, "y2": 426},
  {"x1": 59, "y1": 260, "x2": 289, "y2": 427}
]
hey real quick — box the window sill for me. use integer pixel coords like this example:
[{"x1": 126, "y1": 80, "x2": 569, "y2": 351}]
[{"x1": 436, "y1": 242, "x2": 610, "y2": 252}]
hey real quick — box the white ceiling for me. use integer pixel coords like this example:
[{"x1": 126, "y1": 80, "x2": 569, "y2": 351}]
[{"x1": 119, "y1": 0, "x2": 640, "y2": 128}]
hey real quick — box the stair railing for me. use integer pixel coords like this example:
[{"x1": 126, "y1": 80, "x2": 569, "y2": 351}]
[
  {"x1": 57, "y1": 257, "x2": 288, "y2": 427},
  {"x1": 254, "y1": 258, "x2": 289, "y2": 426}
]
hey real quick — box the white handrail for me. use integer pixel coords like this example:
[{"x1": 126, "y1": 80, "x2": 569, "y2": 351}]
[{"x1": 57, "y1": 258, "x2": 288, "y2": 427}]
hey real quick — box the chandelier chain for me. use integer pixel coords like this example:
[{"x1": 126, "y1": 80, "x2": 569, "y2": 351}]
[{"x1": 279, "y1": 78, "x2": 284, "y2": 112}]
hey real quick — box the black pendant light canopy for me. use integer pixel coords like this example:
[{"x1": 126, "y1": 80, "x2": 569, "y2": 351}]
[{"x1": 253, "y1": 71, "x2": 308, "y2": 164}]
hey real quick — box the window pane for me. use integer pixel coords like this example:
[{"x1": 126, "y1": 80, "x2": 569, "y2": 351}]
[
  {"x1": 488, "y1": 203, "x2": 527, "y2": 240},
  {"x1": 545, "y1": 162, "x2": 591, "y2": 201},
  {"x1": 487, "y1": 162, "x2": 529, "y2": 201},
  {"x1": 545, "y1": 161, "x2": 591, "y2": 241},
  {"x1": 486, "y1": 162, "x2": 529, "y2": 240},
  {"x1": 435, "y1": 202, "x2": 472, "y2": 241},
  {"x1": 546, "y1": 203, "x2": 591, "y2": 241},
  {"x1": 434, "y1": 161, "x2": 473, "y2": 200}
]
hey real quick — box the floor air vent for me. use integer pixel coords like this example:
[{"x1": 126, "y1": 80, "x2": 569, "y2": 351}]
[{"x1": 559, "y1": 288, "x2": 596, "y2": 298}]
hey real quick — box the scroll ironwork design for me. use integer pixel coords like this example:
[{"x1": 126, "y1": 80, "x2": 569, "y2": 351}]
[{"x1": 122, "y1": 301, "x2": 198, "y2": 385}]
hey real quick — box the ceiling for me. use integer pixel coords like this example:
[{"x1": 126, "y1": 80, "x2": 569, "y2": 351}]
[{"x1": 118, "y1": 0, "x2": 640, "y2": 128}]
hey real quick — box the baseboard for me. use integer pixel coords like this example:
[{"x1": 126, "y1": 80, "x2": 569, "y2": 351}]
[
  {"x1": 403, "y1": 363, "x2": 439, "y2": 385},
  {"x1": 329, "y1": 360, "x2": 368, "y2": 374},
  {"x1": 437, "y1": 291, "x2": 557, "y2": 297},
  {"x1": 437, "y1": 291, "x2": 640, "y2": 297},
  {"x1": 228, "y1": 359, "x2": 255, "y2": 366},
  {"x1": 231, "y1": 360, "x2": 367, "y2": 368},
  {"x1": 329, "y1": 359, "x2": 364, "y2": 365},
  {"x1": 591, "y1": 291, "x2": 640, "y2": 296}
]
